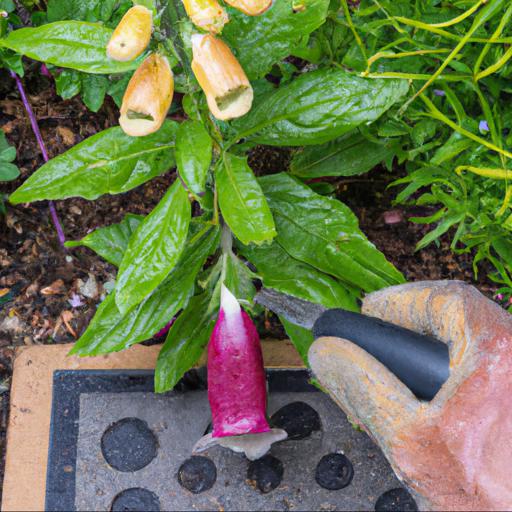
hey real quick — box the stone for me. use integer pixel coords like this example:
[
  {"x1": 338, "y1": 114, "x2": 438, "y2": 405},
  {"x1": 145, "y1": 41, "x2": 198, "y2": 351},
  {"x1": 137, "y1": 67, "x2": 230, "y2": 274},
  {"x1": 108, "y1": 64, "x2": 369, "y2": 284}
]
[
  {"x1": 177, "y1": 456, "x2": 217, "y2": 494},
  {"x1": 110, "y1": 487, "x2": 160, "y2": 512},
  {"x1": 270, "y1": 401, "x2": 321, "y2": 440},
  {"x1": 246, "y1": 455, "x2": 284, "y2": 493},
  {"x1": 375, "y1": 488, "x2": 418, "y2": 512},
  {"x1": 101, "y1": 417, "x2": 158, "y2": 472},
  {"x1": 315, "y1": 453, "x2": 354, "y2": 490}
]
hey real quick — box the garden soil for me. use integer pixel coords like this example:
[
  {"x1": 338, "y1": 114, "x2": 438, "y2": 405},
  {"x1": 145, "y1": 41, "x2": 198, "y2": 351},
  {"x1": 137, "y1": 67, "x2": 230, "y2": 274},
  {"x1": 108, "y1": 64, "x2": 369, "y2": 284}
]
[{"x1": 0, "y1": 67, "x2": 497, "y2": 499}]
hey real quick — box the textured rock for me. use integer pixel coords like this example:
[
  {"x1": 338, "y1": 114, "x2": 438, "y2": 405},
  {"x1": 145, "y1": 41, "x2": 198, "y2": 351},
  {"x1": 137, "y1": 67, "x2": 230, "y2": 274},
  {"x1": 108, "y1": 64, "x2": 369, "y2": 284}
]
[{"x1": 309, "y1": 281, "x2": 512, "y2": 511}]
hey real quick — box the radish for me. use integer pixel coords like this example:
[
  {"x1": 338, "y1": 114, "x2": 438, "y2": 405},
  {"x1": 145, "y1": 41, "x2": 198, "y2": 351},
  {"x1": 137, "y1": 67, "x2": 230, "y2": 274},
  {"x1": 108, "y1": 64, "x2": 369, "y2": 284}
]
[{"x1": 193, "y1": 285, "x2": 287, "y2": 460}]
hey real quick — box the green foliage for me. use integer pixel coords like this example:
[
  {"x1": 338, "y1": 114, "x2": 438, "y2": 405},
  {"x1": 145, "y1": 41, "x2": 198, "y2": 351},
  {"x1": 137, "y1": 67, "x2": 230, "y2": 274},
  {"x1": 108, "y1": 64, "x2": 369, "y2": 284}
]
[
  {"x1": 10, "y1": 122, "x2": 178, "y2": 203},
  {"x1": 7, "y1": 0, "x2": 414, "y2": 390},
  {"x1": 65, "y1": 214, "x2": 143, "y2": 266},
  {"x1": 0, "y1": 131, "x2": 19, "y2": 214},
  {"x1": 232, "y1": 69, "x2": 409, "y2": 146}
]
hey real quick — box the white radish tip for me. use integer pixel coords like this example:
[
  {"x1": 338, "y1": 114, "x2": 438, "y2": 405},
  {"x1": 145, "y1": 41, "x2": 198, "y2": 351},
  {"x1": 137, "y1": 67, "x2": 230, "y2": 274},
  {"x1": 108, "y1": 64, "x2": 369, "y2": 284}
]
[{"x1": 221, "y1": 284, "x2": 241, "y2": 317}]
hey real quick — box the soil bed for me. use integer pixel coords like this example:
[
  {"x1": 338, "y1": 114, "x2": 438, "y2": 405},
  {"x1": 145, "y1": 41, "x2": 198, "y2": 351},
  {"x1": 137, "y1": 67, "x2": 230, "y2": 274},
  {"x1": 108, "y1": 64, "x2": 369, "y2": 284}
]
[{"x1": 0, "y1": 67, "x2": 498, "y2": 499}]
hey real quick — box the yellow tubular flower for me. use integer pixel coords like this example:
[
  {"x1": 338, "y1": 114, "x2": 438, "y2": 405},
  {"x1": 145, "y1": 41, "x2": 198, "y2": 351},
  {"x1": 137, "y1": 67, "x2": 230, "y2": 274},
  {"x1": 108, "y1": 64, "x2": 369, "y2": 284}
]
[
  {"x1": 120, "y1": 54, "x2": 174, "y2": 137},
  {"x1": 223, "y1": 0, "x2": 272, "y2": 16},
  {"x1": 182, "y1": 0, "x2": 229, "y2": 34},
  {"x1": 107, "y1": 5, "x2": 153, "y2": 62},
  {"x1": 191, "y1": 34, "x2": 253, "y2": 121}
]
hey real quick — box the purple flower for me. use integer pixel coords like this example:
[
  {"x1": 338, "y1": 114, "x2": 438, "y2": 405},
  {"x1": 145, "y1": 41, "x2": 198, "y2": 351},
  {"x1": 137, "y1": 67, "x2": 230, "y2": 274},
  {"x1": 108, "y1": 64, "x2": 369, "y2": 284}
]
[
  {"x1": 479, "y1": 120, "x2": 490, "y2": 133},
  {"x1": 433, "y1": 89, "x2": 445, "y2": 97},
  {"x1": 68, "y1": 293, "x2": 84, "y2": 308}
]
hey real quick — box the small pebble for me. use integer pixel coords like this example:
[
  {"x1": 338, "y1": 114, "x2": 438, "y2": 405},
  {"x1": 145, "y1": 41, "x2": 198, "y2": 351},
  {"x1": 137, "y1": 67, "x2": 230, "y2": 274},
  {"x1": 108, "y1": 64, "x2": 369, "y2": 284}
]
[
  {"x1": 315, "y1": 453, "x2": 354, "y2": 490},
  {"x1": 111, "y1": 488, "x2": 160, "y2": 512},
  {"x1": 247, "y1": 454, "x2": 284, "y2": 494},
  {"x1": 271, "y1": 401, "x2": 321, "y2": 440},
  {"x1": 375, "y1": 488, "x2": 418, "y2": 511},
  {"x1": 177, "y1": 456, "x2": 217, "y2": 494},
  {"x1": 101, "y1": 417, "x2": 158, "y2": 472}
]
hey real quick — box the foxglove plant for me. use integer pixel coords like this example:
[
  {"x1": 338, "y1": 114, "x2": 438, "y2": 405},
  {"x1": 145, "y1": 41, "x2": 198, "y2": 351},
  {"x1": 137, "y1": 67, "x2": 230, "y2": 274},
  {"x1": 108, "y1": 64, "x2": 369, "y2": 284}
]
[
  {"x1": 4, "y1": 0, "x2": 407, "y2": 393},
  {"x1": 194, "y1": 285, "x2": 287, "y2": 460}
]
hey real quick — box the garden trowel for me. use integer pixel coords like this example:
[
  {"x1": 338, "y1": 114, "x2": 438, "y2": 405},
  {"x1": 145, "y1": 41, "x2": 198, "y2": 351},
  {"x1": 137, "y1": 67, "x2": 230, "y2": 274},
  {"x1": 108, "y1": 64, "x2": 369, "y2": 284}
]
[{"x1": 255, "y1": 288, "x2": 450, "y2": 401}]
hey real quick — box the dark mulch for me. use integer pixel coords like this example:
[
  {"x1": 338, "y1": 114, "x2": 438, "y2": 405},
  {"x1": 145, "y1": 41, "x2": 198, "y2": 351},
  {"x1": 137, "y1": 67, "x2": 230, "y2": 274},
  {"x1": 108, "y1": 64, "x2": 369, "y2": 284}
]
[{"x1": 0, "y1": 66, "x2": 499, "y2": 498}]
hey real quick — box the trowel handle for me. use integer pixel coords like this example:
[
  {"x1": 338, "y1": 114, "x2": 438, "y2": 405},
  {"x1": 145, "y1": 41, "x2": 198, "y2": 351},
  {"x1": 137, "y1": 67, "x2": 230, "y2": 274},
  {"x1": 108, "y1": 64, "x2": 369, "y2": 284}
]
[{"x1": 313, "y1": 309, "x2": 450, "y2": 401}]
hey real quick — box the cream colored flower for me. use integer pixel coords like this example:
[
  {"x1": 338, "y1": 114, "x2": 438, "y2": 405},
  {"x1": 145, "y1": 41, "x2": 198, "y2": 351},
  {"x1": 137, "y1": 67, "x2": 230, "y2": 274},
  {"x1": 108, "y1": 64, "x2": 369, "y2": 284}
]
[
  {"x1": 223, "y1": 0, "x2": 272, "y2": 16},
  {"x1": 182, "y1": 0, "x2": 229, "y2": 33},
  {"x1": 107, "y1": 5, "x2": 153, "y2": 62},
  {"x1": 191, "y1": 34, "x2": 253, "y2": 121},
  {"x1": 120, "y1": 54, "x2": 174, "y2": 137}
]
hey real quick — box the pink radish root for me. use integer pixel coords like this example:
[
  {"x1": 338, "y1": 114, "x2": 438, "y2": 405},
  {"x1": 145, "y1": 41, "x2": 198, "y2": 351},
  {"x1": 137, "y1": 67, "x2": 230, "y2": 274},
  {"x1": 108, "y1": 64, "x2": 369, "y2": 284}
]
[{"x1": 193, "y1": 285, "x2": 287, "y2": 460}]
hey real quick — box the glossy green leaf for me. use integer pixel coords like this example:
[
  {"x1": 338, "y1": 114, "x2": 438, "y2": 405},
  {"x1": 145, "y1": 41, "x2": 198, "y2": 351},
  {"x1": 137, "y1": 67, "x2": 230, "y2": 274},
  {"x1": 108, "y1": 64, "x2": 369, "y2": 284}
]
[
  {"x1": 290, "y1": 132, "x2": 396, "y2": 178},
  {"x1": 260, "y1": 173, "x2": 404, "y2": 292},
  {"x1": 0, "y1": 21, "x2": 143, "y2": 73},
  {"x1": 241, "y1": 241, "x2": 358, "y2": 311},
  {"x1": 55, "y1": 69, "x2": 81, "y2": 100},
  {"x1": 222, "y1": 0, "x2": 330, "y2": 79},
  {"x1": 116, "y1": 180, "x2": 191, "y2": 314},
  {"x1": 70, "y1": 223, "x2": 220, "y2": 356},
  {"x1": 0, "y1": 162, "x2": 19, "y2": 181},
  {"x1": 81, "y1": 74, "x2": 109, "y2": 112},
  {"x1": 280, "y1": 317, "x2": 314, "y2": 365},
  {"x1": 216, "y1": 153, "x2": 276, "y2": 245},
  {"x1": 223, "y1": 251, "x2": 256, "y2": 308},
  {"x1": 232, "y1": 69, "x2": 409, "y2": 146},
  {"x1": 10, "y1": 122, "x2": 178, "y2": 203},
  {"x1": 175, "y1": 120, "x2": 212, "y2": 196},
  {"x1": 65, "y1": 214, "x2": 143, "y2": 266},
  {"x1": 155, "y1": 291, "x2": 218, "y2": 393}
]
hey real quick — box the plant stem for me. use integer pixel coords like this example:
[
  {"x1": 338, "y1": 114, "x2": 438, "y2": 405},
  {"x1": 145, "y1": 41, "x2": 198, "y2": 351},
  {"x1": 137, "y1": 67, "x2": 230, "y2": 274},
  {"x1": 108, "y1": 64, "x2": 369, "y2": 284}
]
[{"x1": 10, "y1": 70, "x2": 66, "y2": 246}]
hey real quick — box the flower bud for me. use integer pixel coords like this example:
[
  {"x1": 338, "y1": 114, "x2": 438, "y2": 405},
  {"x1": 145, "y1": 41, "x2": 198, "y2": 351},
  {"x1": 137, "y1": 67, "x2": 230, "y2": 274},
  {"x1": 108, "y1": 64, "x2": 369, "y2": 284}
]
[
  {"x1": 224, "y1": 0, "x2": 272, "y2": 16},
  {"x1": 182, "y1": 0, "x2": 229, "y2": 34},
  {"x1": 193, "y1": 285, "x2": 287, "y2": 460},
  {"x1": 191, "y1": 34, "x2": 253, "y2": 120},
  {"x1": 119, "y1": 54, "x2": 174, "y2": 137},
  {"x1": 107, "y1": 5, "x2": 153, "y2": 62}
]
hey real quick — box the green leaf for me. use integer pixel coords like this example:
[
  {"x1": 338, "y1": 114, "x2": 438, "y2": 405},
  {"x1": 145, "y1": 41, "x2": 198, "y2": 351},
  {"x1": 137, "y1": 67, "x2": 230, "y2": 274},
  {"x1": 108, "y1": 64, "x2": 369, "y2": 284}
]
[
  {"x1": 223, "y1": 251, "x2": 256, "y2": 308},
  {"x1": 231, "y1": 69, "x2": 409, "y2": 146},
  {"x1": 222, "y1": 0, "x2": 329, "y2": 79},
  {"x1": 241, "y1": 241, "x2": 358, "y2": 310},
  {"x1": 115, "y1": 180, "x2": 191, "y2": 313},
  {"x1": 81, "y1": 74, "x2": 109, "y2": 112},
  {"x1": 216, "y1": 153, "x2": 276, "y2": 245},
  {"x1": 290, "y1": 132, "x2": 396, "y2": 178},
  {"x1": 55, "y1": 69, "x2": 81, "y2": 100},
  {"x1": 0, "y1": 131, "x2": 16, "y2": 162},
  {"x1": 175, "y1": 120, "x2": 212, "y2": 196},
  {"x1": 65, "y1": 214, "x2": 143, "y2": 266},
  {"x1": 260, "y1": 173, "x2": 404, "y2": 292},
  {"x1": 280, "y1": 317, "x2": 314, "y2": 365},
  {"x1": 47, "y1": 0, "x2": 120, "y2": 22},
  {"x1": 155, "y1": 290, "x2": 218, "y2": 393},
  {"x1": 0, "y1": 21, "x2": 143, "y2": 73},
  {"x1": 10, "y1": 121, "x2": 178, "y2": 203},
  {"x1": 70, "y1": 223, "x2": 220, "y2": 356},
  {"x1": 0, "y1": 162, "x2": 20, "y2": 181}
]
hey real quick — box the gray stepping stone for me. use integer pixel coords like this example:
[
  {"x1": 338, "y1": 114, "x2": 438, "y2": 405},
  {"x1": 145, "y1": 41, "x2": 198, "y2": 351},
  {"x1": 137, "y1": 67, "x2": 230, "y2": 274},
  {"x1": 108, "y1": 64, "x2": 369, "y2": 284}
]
[{"x1": 45, "y1": 369, "x2": 416, "y2": 512}]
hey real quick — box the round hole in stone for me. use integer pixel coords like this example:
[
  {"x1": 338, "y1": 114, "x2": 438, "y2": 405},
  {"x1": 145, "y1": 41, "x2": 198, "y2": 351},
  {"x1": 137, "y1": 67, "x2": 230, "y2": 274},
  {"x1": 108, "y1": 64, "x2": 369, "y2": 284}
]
[
  {"x1": 177, "y1": 456, "x2": 217, "y2": 494},
  {"x1": 375, "y1": 488, "x2": 418, "y2": 511},
  {"x1": 270, "y1": 401, "x2": 321, "y2": 440},
  {"x1": 315, "y1": 453, "x2": 354, "y2": 490},
  {"x1": 101, "y1": 417, "x2": 158, "y2": 472},
  {"x1": 247, "y1": 454, "x2": 284, "y2": 494},
  {"x1": 110, "y1": 487, "x2": 160, "y2": 512}
]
